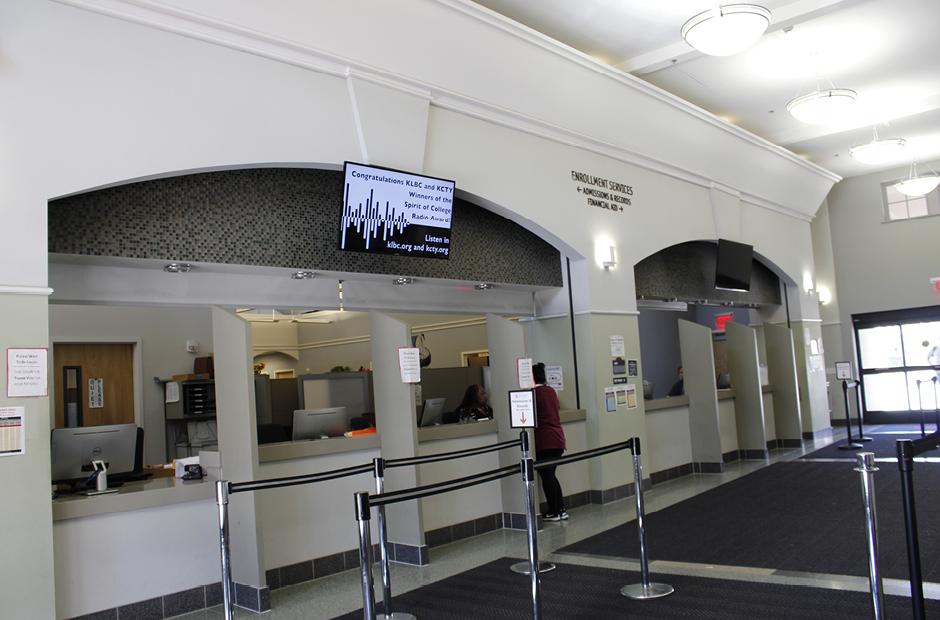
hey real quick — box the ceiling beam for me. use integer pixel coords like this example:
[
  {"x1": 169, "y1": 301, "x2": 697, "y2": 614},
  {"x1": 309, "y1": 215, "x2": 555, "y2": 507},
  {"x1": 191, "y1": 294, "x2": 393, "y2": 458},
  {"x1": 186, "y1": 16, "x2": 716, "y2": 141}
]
[{"x1": 616, "y1": 0, "x2": 863, "y2": 75}]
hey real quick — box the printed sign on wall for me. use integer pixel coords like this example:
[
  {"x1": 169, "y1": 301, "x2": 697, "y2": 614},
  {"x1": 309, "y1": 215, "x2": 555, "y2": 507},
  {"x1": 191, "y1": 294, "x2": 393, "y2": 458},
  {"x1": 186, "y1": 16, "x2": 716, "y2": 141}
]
[
  {"x1": 0, "y1": 407, "x2": 25, "y2": 457},
  {"x1": 6, "y1": 348, "x2": 48, "y2": 398},
  {"x1": 88, "y1": 378, "x2": 104, "y2": 409},
  {"x1": 398, "y1": 347, "x2": 422, "y2": 383},
  {"x1": 545, "y1": 365, "x2": 563, "y2": 391}
]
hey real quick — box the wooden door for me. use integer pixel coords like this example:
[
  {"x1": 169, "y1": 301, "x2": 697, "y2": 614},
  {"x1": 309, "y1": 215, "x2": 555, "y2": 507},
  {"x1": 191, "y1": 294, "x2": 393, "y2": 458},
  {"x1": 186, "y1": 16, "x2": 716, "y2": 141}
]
[{"x1": 53, "y1": 343, "x2": 135, "y2": 428}]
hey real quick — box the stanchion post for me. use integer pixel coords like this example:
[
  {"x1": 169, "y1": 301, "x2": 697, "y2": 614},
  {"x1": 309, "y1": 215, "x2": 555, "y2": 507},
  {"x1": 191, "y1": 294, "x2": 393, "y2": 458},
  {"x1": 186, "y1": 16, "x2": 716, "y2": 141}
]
[
  {"x1": 372, "y1": 458, "x2": 415, "y2": 620},
  {"x1": 520, "y1": 457, "x2": 542, "y2": 620},
  {"x1": 620, "y1": 438, "x2": 673, "y2": 600},
  {"x1": 852, "y1": 381, "x2": 871, "y2": 442},
  {"x1": 855, "y1": 452, "x2": 885, "y2": 620},
  {"x1": 355, "y1": 492, "x2": 377, "y2": 620},
  {"x1": 897, "y1": 440, "x2": 926, "y2": 620},
  {"x1": 215, "y1": 481, "x2": 235, "y2": 620},
  {"x1": 510, "y1": 433, "x2": 556, "y2": 576},
  {"x1": 934, "y1": 377, "x2": 940, "y2": 430},
  {"x1": 839, "y1": 380, "x2": 863, "y2": 450}
]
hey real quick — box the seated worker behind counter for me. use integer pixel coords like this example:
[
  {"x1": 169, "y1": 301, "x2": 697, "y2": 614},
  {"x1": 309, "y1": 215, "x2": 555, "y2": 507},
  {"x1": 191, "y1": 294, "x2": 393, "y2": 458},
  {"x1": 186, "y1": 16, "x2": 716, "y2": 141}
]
[
  {"x1": 668, "y1": 365, "x2": 684, "y2": 397},
  {"x1": 456, "y1": 384, "x2": 493, "y2": 422}
]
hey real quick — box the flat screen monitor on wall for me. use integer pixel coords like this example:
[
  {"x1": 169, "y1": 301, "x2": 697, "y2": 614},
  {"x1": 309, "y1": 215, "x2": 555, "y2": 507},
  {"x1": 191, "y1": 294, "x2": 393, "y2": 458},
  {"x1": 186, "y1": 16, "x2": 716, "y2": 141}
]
[
  {"x1": 715, "y1": 239, "x2": 754, "y2": 292},
  {"x1": 339, "y1": 162, "x2": 456, "y2": 260}
]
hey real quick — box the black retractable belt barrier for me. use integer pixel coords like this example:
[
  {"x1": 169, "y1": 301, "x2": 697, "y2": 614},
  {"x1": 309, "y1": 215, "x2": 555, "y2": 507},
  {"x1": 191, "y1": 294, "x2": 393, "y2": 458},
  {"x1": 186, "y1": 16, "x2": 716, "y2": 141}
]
[
  {"x1": 895, "y1": 432, "x2": 940, "y2": 620},
  {"x1": 216, "y1": 461, "x2": 374, "y2": 619},
  {"x1": 839, "y1": 380, "x2": 864, "y2": 450},
  {"x1": 847, "y1": 381, "x2": 871, "y2": 442}
]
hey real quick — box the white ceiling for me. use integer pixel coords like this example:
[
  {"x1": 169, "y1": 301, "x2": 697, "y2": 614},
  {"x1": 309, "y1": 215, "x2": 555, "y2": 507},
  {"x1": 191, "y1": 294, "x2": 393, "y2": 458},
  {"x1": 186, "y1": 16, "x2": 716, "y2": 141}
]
[{"x1": 474, "y1": 0, "x2": 940, "y2": 178}]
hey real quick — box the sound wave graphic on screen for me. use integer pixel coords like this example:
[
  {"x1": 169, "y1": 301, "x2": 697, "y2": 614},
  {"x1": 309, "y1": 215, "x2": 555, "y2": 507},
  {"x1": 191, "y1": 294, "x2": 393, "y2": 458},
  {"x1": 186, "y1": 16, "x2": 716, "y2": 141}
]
[{"x1": 341, "y1": 186, "x2": 409, "y2": 250}]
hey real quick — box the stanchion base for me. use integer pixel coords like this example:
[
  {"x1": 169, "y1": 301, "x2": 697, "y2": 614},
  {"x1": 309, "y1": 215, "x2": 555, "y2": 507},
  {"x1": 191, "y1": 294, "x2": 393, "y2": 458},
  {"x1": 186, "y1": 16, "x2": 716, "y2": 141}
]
[
  {"x1": 380, "y1": 613, "x2": 417, "y2": 620},
  {"x1": 620, "y1": 582, "x2": 675, "y2": 599},
  {"x1": 838, "y1": 443, "x2": 864, "y2": 450},
  {"x1": 510, "y1": 560, "x2": 556, "y2": 574},
  {"x1": 856, "y1": 436, "x2": 873, "y2": 442}
]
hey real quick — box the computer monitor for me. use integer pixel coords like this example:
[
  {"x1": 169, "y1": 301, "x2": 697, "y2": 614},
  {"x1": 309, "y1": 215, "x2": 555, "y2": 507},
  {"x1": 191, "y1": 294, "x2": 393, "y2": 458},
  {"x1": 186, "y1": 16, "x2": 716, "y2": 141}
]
[
  {"x1": 292, "y1": 407, "x2": 349, "y2": 441},
  {"x1": 51, "y1": 423, "x2": 138, "y2": 483},
  {"x1": 418, "y1": 398, "x2": 446, "y2": 427}
]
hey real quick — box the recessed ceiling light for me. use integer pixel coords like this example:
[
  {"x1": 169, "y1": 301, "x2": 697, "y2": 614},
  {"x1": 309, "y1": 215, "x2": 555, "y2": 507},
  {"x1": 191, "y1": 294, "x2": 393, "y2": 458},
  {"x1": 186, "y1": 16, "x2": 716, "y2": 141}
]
[
  {"x1": 681, "y1": 4, "x2": 772, "y2": 57},
  {"x1": 394, "y1": 277, "x2": 414, "y2": 285},
  {"x1": 291, "y1": 271, "x2": 316, "y2": 280},
  {"x1": 786, "y1": 88, "x2": 857, "y2": 124},
  {"x1": 475, "y1": 283, "x2": 493, "y2": 291},
  {"x1": 163, "y1": 263, "x2": 192, "y2": 273}
]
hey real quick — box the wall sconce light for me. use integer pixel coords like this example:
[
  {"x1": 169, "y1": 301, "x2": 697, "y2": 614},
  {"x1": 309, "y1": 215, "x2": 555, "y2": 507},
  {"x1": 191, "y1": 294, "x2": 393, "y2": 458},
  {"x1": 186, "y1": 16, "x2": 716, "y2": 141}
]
[
  {"x1": 802, "y1": 273, "x2": 814, "y2": 293},
  {"x1": 816, "y1": 285, "x2": 832, "y2": 305},
  {"x1": 602, "y1": 246, "x2": 617, "y2": 270}
]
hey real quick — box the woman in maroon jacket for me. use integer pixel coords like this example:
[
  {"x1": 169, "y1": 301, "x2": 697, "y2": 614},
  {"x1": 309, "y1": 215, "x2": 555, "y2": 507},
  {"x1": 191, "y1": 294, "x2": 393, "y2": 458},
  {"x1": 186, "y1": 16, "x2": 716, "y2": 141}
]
[{"x1": 532, "y1": 362, "x2": 567, "y2": 521}]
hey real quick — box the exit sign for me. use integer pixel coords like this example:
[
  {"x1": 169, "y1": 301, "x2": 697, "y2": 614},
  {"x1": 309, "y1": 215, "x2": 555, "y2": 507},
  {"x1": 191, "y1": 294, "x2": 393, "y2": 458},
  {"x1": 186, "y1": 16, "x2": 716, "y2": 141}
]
[
  {"x1": 715, "y1": 313, "x2": 734, "y2": 331},
  {"x1": 932, "y1": 277, "x2": 940, "y2": 293}
]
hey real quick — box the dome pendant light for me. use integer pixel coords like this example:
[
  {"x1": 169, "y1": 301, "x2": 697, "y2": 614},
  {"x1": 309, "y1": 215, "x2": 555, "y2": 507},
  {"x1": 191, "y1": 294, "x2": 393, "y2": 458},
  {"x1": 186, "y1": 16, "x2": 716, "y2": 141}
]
[
  {"x1": 849, "y1": 127, "x2": 907, "y2": 166},
  {"x1": 895, "y1": 160, "x2": 940, "y2": 197},
  {"x1": 681, "y1": 4, "x2": 772, "y2": 57},
  {"x1": 786, "y1": 88, "x2": 857, "y2": 124}
]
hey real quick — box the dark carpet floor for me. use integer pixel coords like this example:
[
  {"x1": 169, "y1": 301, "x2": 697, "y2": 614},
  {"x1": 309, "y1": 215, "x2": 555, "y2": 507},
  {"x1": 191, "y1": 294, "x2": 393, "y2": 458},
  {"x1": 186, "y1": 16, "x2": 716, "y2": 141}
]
[
  {"x1": 558, "y1": 461, "x2": 940, "y2": 581},
  {"x1": 331, "y1": 558, "x2": 937, "y2": 619},
  {"x1": 803, "y1": 428, "x2": 940, "y2": 460}
]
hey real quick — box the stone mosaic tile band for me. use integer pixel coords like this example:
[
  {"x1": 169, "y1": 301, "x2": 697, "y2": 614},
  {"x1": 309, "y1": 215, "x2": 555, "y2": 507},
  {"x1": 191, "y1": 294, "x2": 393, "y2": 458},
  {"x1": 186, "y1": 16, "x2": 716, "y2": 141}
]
[{"x1": 48, "y1": 167, "x2": 562, "y2": 287}]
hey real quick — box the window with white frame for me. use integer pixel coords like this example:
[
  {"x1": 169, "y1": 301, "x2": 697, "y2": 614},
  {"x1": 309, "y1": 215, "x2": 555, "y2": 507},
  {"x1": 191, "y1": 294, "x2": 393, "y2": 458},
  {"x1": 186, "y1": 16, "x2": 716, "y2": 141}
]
[{"x1": 881, "y1": 181, "x2": 940, "y2": 221}]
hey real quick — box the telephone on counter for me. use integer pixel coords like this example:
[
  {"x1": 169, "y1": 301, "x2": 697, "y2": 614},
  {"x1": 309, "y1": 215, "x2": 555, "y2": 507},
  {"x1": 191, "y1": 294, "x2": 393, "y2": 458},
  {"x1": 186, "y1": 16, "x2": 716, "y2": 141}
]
[{"x1": 181, "y1": 464, "x2": 204, "y2": 481}]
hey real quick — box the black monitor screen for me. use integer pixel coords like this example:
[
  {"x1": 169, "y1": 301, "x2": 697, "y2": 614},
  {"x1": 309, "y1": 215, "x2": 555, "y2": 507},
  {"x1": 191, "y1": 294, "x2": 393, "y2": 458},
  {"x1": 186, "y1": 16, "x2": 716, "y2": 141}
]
[
  {"x1": 715, "y1": 239, "x2": 753, "y2": 292},
  {"x1": 339, "y1": 162, "x2": 455, "y2": 259}
]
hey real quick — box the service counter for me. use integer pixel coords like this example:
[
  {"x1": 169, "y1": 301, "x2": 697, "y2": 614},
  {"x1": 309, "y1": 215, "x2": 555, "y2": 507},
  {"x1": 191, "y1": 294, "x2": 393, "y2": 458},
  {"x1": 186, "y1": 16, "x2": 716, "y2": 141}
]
[{"x1": 53, "y1": 477, "x2": 219, "y2": 619}]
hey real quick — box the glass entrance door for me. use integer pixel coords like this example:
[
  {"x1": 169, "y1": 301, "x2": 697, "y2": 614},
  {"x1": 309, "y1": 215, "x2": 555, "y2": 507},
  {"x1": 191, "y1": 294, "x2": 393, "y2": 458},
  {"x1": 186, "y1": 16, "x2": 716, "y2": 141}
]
[{"x1": 855, "y1": 308, "x2": 940, "y2": 420}]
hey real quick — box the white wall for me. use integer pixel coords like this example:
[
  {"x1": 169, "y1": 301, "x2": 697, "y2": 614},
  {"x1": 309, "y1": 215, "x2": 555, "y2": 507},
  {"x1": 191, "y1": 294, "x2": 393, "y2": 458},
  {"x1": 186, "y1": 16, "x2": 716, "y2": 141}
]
[
  {"x1": 645, "y1": 407, "x2": 693, "y2": 474},
  {"x1": 826, "y1": 158, "x2": 940, "y2": 384},
  {"x1": 418, "y1": 435, "x2": 503, "y2": 531},
  {"x1": 718, "y1": 399, "x2": 738, "y2": 454},
  {"x1": 53, "y1": 499, "x2": 218, "y2": 619},
  {"x1": 257, "y1": 448, "x2": 379, "y2": 569},
  {"x1": 49, "y1": 304, "x2": 214, "y2": 463}
]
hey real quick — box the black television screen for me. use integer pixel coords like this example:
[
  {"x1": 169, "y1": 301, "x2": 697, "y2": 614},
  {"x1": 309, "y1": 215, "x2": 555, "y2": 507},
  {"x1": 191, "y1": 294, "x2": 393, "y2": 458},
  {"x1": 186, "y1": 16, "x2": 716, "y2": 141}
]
[
  {"x1": 339, "y1": 162, "x2": 455, "y2": 259},
  {"x1": 715, "y1": 239, "x2": 753, "y2": 292}
]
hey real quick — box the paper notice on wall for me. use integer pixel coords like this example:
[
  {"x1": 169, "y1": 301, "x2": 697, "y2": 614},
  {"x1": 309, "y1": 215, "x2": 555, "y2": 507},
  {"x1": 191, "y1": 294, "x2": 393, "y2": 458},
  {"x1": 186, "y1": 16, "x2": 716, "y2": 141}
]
[
  {"x1": 835, "y1": 361, "x2": 852, "y2": 380},
  {"x1": 6, "y1": 348, "x2": 48, "y2": 398},
  {"x1": 605, "y1": 387, "x2": 617, "y2": 413},
  {"x1": 517, "y1": 358, "x2": 535, "y2": 389},
  {"x1": 627, "y1": 359, "x2": 638, "y2": 377},
  {"x1": 810, "y1": 355, "x2": 823, "y2": 372},
  {"x1": 615, "y1": 388, "x2": 627, "y2": 406},
  {"x1": 398, "y1": 347, "x2": 422, "y2": 383},
  {"x1": 165, "y1": 381, "x2": 180, "y2": 404},
  {"x1": 609, "y1": 335, "x2": 625, "y2": 357},
  {"x1": 545, "y1": 365, "x2": 563, "y2": 391},
  {"x1": 624, "y1": 384, "x2": 638, "y2": 409},
  {"x1": 0, "y1": 407, "x2": 25, "y2": 457},
  {"x1": 810, "y1": 339, "x2": 820, "y2": 355},
  {"x1": 88, "y1": 378, "x2": 104, "y2": 409}
]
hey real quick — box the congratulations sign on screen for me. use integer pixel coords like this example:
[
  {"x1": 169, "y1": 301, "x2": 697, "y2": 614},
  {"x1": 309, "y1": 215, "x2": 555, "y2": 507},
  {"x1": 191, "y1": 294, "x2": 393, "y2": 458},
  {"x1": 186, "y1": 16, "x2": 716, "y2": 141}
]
[{"x1": 339, "y1": 162, "x2": 455, "y2": 259}]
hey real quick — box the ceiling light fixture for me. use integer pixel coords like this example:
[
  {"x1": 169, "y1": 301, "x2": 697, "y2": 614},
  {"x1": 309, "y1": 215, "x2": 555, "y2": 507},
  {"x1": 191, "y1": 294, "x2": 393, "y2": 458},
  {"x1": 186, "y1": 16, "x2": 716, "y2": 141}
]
[
  {"x1": 895, "y1": 160, "x2": 940, "y2": 197},
  {"x1": 163, "y1": 262, "x2": 192, "y2": 273},
  {"x1": 291, "y1": 270, "x2": 316, "y2": 280},
  {"x1": 849, "y1": 127, "x2": 907, "y2": 166},
  {"x1": 394, "y1": 277, "x2": 414, "y2": 285},
  {"x1": 786, "y1": 88, "x2": 857, "y2": 124},
  {"x1": 681, "y1": 4, "x2": 771, "y2": 57},
  {"x1": 475, "y1": 283, "x2": 493, "y2": 291}
]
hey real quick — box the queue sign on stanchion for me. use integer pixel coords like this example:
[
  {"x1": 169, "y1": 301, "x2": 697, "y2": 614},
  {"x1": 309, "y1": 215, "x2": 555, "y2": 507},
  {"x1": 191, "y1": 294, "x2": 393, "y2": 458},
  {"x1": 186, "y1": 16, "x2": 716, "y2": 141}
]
[{"x1": 509, "y1": 389, "x2": 536, "y2": 429}]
